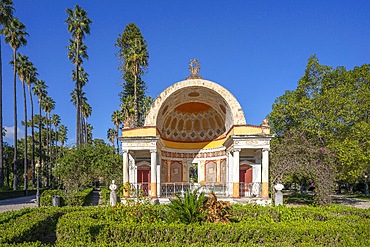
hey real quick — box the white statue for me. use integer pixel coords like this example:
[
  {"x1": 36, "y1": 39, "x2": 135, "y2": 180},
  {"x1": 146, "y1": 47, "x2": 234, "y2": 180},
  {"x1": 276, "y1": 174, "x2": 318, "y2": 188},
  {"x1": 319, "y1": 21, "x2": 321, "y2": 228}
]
[{"x1": 109, "y1": 180, "x2": 117, "y2": 206}]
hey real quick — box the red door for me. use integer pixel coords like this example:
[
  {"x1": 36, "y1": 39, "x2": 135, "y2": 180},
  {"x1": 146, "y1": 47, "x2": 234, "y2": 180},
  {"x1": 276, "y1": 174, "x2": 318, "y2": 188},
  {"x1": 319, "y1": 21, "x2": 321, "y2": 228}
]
[
  {"x1": 137, "y1": 166, "x2": 151, "y2": 196},
  {"x1": 239, "y1": 167, "x2": 252, "y2": 196}
]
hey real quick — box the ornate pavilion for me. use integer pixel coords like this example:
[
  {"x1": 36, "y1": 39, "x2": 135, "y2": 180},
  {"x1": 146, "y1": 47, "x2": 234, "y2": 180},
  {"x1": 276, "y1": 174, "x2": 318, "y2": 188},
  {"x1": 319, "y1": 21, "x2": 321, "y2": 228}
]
[{"x1": 119, "y1": 60, "x2": 272, "y2": 200}]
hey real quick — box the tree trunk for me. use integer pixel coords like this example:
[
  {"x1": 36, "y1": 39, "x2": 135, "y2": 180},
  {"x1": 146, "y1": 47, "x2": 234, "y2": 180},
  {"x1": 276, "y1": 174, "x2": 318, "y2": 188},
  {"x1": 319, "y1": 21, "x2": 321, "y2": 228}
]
[
  {"x1": 22, "y1": 80, "x2": 28, "y2": 195},
  {"x1": 28, "y1": 86, "x2": 35, "y2": 186},
  {"x1": 0, "y1": 39, "x2": 4, "y2": 187},
  {"x1": 13, "y1": 49, "x2": 17, "y2": 191},
  {"x1": 48, "y1": 113, "x2": 52, "y2": 187},
  {"x1": 38, "y1": 98, "x2": 42, "y2": 187},
  {"x1": 75, "y1": 41, "x2": 81, "y2": 146},
  {"x1": 116, "y1": 126, "x2": 119, "y2": 154},
  {"x1": 134, "y1": 74, "x2": 138, "y2": 127}
]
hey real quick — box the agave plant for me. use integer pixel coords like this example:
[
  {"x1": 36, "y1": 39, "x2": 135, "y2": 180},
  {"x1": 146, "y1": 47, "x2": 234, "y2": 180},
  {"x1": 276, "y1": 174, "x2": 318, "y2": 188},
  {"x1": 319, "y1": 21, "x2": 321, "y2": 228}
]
[{"x1": 166, "y1": 188, "x2": 207, "y2": 224}]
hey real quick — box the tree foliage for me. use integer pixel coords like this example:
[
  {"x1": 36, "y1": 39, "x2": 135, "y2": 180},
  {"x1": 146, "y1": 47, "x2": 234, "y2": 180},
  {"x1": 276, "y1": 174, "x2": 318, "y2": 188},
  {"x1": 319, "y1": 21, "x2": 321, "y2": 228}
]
[
  {"x1": 55, "y1": 140, "x2": 122, "y2": 193},
  {"x1": 115, "y1": 22, "x2": 150, "y2": 127},
  {"x1": 269, "y1": 55, "x2": 370, "y2": 199}
]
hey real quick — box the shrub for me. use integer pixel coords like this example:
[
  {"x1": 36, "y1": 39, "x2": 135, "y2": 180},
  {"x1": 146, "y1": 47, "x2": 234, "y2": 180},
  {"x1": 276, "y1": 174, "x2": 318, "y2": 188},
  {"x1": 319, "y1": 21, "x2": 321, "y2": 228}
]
[
  {"x1": 65, "y1": 188, "x2": 94, "y2": 206},
  {"x1": 40, "y1": 190, "x2": 66, "y2": 207},
  {"x1": 166, "y1": 188, "x2": 207, "y2": 224}
]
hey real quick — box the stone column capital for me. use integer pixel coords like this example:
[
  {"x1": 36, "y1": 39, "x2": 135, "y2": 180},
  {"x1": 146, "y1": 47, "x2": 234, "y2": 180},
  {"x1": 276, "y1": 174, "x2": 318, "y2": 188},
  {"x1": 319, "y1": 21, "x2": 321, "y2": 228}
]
[
  {"x1": 122, "y1": 149, "x2": 129, "y2": 154},
  {"x1": 262, "y1": 148, "x2": 270, "y2": 152},
  {"x1": 150, "y1": 149, "x2": 157, "y2": 153},
  {"x1": 233, "y1": 148, "x2": 241, "y2": 153}
]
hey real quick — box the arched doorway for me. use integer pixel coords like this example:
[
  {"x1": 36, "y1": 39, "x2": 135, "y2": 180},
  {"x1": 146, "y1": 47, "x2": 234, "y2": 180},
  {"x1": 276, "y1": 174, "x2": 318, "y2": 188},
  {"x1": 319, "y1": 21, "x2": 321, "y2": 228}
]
[
  {"x1": 137, "y1": 164, "x2": 150, "y2": 196},
  {"x1": 239, "y1": 164, "x2": 252, "y2": 196}
]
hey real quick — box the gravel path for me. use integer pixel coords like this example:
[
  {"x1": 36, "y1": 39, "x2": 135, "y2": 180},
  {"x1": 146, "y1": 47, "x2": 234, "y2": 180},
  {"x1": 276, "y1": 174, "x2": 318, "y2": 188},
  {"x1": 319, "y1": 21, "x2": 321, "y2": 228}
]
[
  {"x1": 0, "y1": 195, "x2": 37, "y2": 213},
  {"x1": 0, "y1": 194, "x2": 369, "y2": 213},
  {"x1": 331, "y1": 195, "x2": 370, "y2": 209}
]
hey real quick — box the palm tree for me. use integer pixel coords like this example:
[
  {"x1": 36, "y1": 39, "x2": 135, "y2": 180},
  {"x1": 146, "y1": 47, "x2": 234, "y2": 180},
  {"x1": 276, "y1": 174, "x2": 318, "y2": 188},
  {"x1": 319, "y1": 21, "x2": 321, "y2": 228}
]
[
  {"x1": 65, "y1": 5, "x2": 91, "y2": 146},
  {"x1": 81, "y1": 99, "x2": 91, "y2": 144},
  {"x1": 15, "y1": 53, "x2": 33, "y2": 194},
  {"x1": 85, "y1": 123, "x2": 93, "y2": 143},
  {"x1": 25, "y1": 63, "x2": 37, "y2": 186},
  {"x1": 123, "y1": 39, "x2": 148, "y2": 127},
  {"x1": 111, "y1": 110, "x2": 122, "y2": 153},
  {"x1": 32, "y1": 79, "x2": 47, "y2": 179},
  {"x1": 41, "y1": 96, "x2": 54, "y2": 187},
  {"x1": 2, "y1": 17, "x2": 28, "y2": 190},
  {"x1": 58, "y1": 124, "x2": 68, "y2": 148},
  {"x1": 0, "y1": 0, "x2": 15, "y2": 188},
  {"x1": 51, "y1": 114, "x2": 60, "y2": 167},
  {"x1": 107, "y1": 128, "x2": 116, "y2": 149},
  {"x1": 120, "y1": 95, "x2": 135, "y2": 128}
]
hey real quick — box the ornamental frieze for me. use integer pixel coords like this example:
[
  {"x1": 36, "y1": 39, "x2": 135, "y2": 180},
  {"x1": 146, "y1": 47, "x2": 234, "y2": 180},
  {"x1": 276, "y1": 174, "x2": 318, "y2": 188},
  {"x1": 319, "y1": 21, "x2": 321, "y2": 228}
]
[{"x1": 161, "y1": 150, "x2": 226, "y2": 159}]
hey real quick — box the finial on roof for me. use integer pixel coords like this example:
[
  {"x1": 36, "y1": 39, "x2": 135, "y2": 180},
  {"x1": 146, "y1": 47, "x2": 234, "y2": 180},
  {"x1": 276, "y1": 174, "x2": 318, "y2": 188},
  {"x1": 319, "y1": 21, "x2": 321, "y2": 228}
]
[{"x1": 187, "y1": 59, "x2": 203, "y2": 79}]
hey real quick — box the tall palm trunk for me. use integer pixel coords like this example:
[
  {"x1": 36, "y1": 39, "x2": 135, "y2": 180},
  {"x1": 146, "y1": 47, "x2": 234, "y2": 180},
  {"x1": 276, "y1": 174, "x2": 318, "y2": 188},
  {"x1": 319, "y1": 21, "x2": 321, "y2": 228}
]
[
  {"x1": 38, "y1": 98, "x2": 42, "y2": 187},
  {"x1": 47, "y1": 113, "x2": 51, "y2": 187},
  {"x1": 134, "y1": 74, "x2": 138, "y2": 127},
  {"x1": 115, "y1": 125, "x2": 119, "y2": 154},
  {"x1": 12, "y1": 49, "x2": 17, "y2": 190},
  {"x1": 22, "y1": 79, "x2": 28, "y2": 195},
  {"x1": 83, "y1": 118, "x2": 88, "y2": 144},
  {"x1": 28, "y1": 85, "x2": 35, "y2": 186},
  {"x1": 75, "y1": 41, "x2": 81, "y2": 146},
  {"x1": 54, "y1": 125, "x2": 58, "y2": 168},
  {"x1": 0, "y1": 39, "x2": 4, "y2": 187}
]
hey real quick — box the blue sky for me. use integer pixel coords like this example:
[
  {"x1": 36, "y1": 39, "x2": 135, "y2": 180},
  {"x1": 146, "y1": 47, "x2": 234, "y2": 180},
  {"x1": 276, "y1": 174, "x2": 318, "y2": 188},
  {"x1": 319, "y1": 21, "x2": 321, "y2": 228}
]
[{"x1": 2, "y1": 0, "x2": 370, "y2": 146}]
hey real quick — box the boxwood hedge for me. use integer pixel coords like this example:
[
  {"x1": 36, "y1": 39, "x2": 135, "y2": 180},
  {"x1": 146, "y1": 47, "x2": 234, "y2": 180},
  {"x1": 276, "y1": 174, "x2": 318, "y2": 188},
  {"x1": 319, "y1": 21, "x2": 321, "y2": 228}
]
[{"x1": 0, "y1": 203, "x2": 368, "y2": 246}]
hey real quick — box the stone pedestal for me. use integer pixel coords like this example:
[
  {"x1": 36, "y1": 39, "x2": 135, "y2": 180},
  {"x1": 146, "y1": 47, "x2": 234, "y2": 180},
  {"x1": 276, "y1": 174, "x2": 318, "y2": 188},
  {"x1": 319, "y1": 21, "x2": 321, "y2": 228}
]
[{"x1": 274, "y1": 183, "x2": 284, "y2": 206}]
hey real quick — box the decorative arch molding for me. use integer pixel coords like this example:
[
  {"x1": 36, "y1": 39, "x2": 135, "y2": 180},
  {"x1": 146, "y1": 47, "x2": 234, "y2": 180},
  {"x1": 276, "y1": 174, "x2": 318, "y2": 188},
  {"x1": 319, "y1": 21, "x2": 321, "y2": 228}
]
[
  {"x1": 136, "y1": 161, "x2": 150, "y2": 169},
  {"x1": 144, "y1": 79, "x2": 247, "y2": 130}
]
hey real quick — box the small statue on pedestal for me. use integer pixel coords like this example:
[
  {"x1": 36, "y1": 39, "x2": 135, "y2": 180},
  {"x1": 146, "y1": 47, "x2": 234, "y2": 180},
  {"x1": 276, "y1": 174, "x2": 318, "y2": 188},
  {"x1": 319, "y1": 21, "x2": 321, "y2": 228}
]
[{"x1": 109, "y1": 180, "x2": 117, "y2": 206}]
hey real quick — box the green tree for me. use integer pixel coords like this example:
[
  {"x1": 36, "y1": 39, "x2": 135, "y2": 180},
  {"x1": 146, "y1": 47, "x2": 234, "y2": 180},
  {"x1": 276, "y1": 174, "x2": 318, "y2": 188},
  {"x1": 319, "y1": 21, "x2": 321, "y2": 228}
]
[
  {"x1": 58, "y1": 124, "x2": 68, "y2": 148},
  {"x1": 269, "y1": 55, "x2": 370, "y2": 196},
  {"x1": 41, "y1": 96, "x2": 55, "y2": 187},
  {"x1": 107, "y1": 128, "x2": 116, "y2": 149},
  {"x1": 2, "y1": 17, "x2": 28, "y2": 190},
  {"x1": 65, "y1": 5, "x2": 91, "y2": 146},
  {"x1": 32, "y1": 79, "x2": 47, "y2": 178},
  {"x1": 56, "y1": 141, "x2": 122, "y2": 193},
  {"x1": 115, "y1": 23, "x2": 149, "y2": 127},
  {"x1": 14, "y1": 53, "x2": 33, "y2": 194},
  {"x1": 0, "y1": 0, "x2": 15, "y2": 188},
  {"x1": 111, "y1": 110, "x2": 122, "y2": 152},
  {"x1": 51, "y1": 114, "x2": 61, "y2": 166}
]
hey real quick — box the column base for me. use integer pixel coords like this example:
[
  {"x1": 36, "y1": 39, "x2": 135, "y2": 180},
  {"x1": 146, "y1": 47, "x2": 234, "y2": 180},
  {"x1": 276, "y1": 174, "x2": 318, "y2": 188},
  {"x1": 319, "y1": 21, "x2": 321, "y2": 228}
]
[
  {"x1": 150, "y1": 182, "x2": 157, "y2": 198},
  {"x1": 262, "y1": 182, "x2": 269, "y2": 198},
  {"x1": 232, "y1": 182, "x2": 240, "y2": 198}
]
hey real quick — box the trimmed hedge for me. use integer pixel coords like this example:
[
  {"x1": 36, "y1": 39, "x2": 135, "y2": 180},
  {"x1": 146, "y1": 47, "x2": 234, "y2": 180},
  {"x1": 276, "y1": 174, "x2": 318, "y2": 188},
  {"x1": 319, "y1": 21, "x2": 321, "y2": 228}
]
[
  {"x1": 0, "y1": 208, "x2": 64, "y2": 244},
  {"x1": 0, "y1": 189, "x2": 40, "y2": 200},
  {"x1": 0, "y1": 204, "x2": 369, "y2": 246},
  {"x1": 40, "y1": 188, "x2": 94, "y2": 206},
  {"x1": 54, "y1": 204, "x2": 370, "y2": 246}
]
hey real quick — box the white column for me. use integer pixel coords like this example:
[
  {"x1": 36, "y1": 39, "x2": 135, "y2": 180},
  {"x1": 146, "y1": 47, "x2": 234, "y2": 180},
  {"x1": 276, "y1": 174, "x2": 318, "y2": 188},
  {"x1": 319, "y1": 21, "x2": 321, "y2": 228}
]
[
  {"x1": 157, "y1": 153, "x2": 161, "y2": 197},
  {"x1": 150, "y1": 149, "x2": 157, "y2": 197},
  {"x1": 262, "y1": 148, "x2": 270, "y2": 198},
  {"x1": 233, "y1": 148, "x2": 241, "y2": 197},
  {"x1": 122, "y1": 150, "x2": 129, "y2": 184},
  {"x1": 227, "y1": 151, "x2": 233, "y2": 196},
  {"x1": 122, "y1": 150, "x2": 129, "y2": 197}
]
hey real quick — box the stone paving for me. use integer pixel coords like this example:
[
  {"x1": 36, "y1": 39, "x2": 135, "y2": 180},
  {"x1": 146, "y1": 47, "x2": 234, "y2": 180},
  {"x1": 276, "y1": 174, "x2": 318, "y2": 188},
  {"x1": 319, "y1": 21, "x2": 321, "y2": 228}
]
[
  {"x1": 0, "y1": 195, "x2": 37, "y2": 213},
  {"x1": 0, "y1": 194, "x2": 369, "y2": 213}
]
